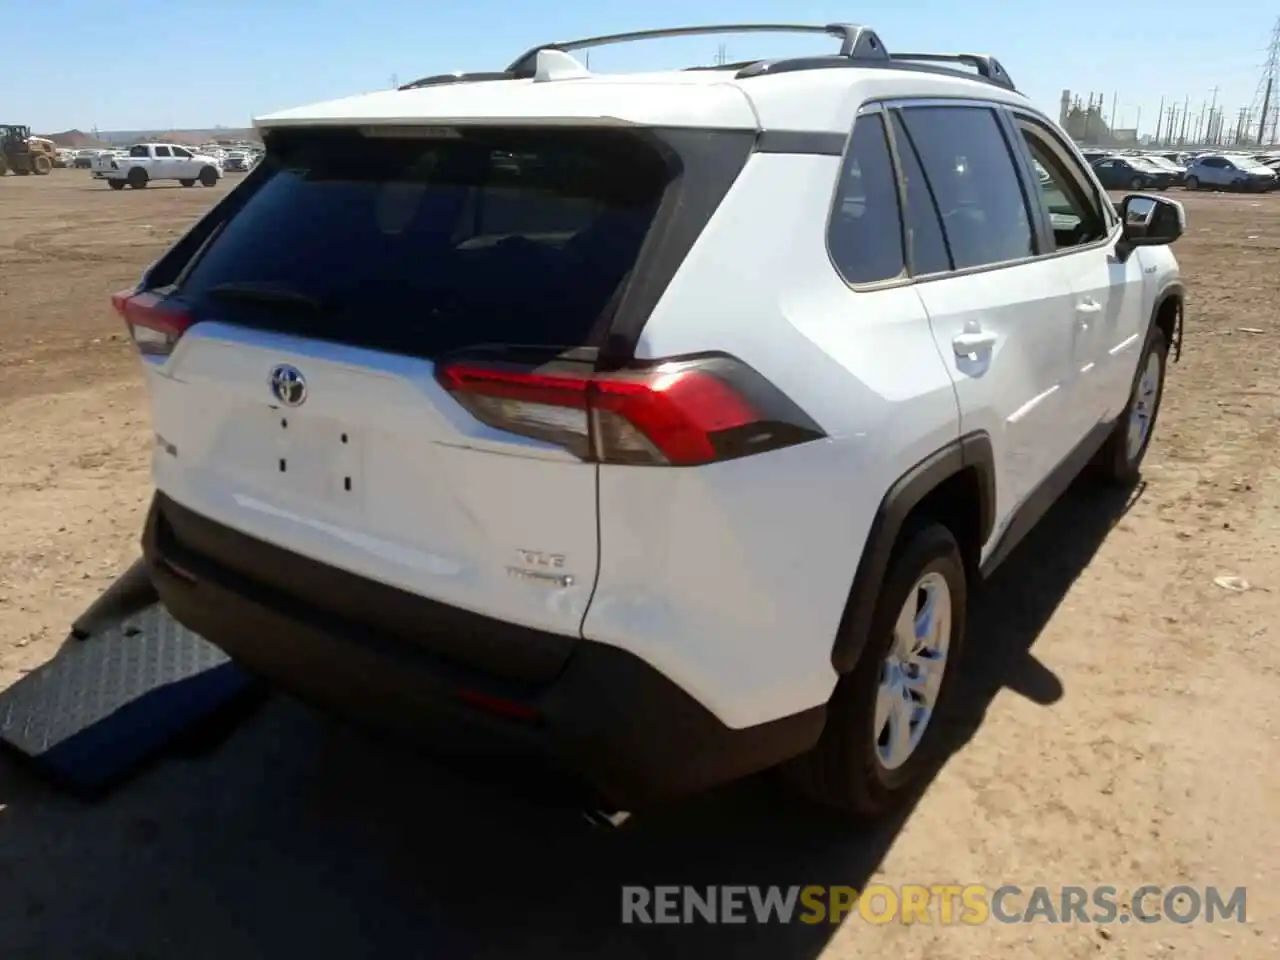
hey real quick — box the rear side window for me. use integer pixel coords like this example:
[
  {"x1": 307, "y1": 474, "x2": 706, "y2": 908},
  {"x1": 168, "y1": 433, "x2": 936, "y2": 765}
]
[
  {"x1": 888, "y1": 113, "x2": 951, "y2": 276},
  {"x1": 827, "y1": 114, "x2": 906, "y2": 285},
  {"x1": 898, "y1": 106, "x2": 1035, "y2": 270},
  {"x1": 177, "y1": 127, "x2": 674, "y2": 358}
]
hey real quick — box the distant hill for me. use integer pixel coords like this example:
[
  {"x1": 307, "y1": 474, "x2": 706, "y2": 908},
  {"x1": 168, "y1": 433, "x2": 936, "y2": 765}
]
[
  {"x1": 41, "y1": 129, "x2": 111, "y2": 149},
  {"x1": 95, "y1": 127, "x2": 260, "y2": 146},
  {"x1": 36, "y1": 126, "x2": 262, "y2": 149}
]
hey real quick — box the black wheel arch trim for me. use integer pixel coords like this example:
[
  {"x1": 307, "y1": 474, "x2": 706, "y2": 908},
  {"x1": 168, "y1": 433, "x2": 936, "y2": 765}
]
[
  {"x1": 1153, "y1": 281, "x2": 1185, "y2": 362},
  {"x1": 830, "y1": 431, "x2": 995, "y2": 674}
]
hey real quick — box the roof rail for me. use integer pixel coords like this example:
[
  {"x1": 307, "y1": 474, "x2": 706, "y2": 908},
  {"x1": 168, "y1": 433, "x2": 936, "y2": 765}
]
[
  {"x1": 398, "y1": 71, "x2": 515, "y2": 91},
  {"x1": 888, "y1": 52, "x2": 1014, "y2": 89},
  {"x1": 505, "y1": 23, "x2": 887, "y2": 77},
  {"x1": 735, "y1": 49, "x2": 1016, "y2": 92},
  {"x1": 394, "y1": 25, "x2": 1016, "y2": 95}
]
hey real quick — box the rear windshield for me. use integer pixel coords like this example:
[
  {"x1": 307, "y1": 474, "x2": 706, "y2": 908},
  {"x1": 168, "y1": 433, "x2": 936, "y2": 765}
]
[{"x1": 178, "y1": 126, "x2": 673, "y2": 358}]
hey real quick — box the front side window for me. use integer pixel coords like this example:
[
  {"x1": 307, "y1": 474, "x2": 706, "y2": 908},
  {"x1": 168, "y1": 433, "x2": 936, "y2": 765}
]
[
  {"x1": 154, "y1": 146, "x2": 172, "y2": 158},
  {"x1": 898, "y1": 106, "x2": 1035, "y2": 270},
  {"x1": 827, "y1": 113, "x2": 906, "y2": 285},
  {"x1": 1015, "y1": 115, "x2": 1110, "y2": 250}
]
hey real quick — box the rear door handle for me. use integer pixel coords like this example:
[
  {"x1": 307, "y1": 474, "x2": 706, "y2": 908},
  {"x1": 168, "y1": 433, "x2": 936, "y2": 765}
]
[{"x1": 952, "y1": 330, "x2": 998, "y2": 355}]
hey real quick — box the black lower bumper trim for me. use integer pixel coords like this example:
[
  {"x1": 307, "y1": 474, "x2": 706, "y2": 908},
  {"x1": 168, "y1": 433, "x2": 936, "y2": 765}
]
[{"x1": 143, "y1": 494, "x2": 825, "y2": 807}]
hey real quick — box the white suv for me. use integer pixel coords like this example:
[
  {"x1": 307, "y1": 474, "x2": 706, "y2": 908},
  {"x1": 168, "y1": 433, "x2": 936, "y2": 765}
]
[{"x1": 113, "y1": 23, "x2": 1185, "y2": 816}]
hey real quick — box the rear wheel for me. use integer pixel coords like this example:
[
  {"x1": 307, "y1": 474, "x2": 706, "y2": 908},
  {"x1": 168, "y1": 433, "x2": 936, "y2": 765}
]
[
  {"x1": 1095, "y1": 326, "x2": 1168, "y2": 485},
  {"x1": 784, "y1": 522, "x2": 967, "y2": 817},
  {"x1": 198, "y1": 166, "x2": 218, "y2": 187},
  {"x1": 108, "y1": 179, "x2": 126, "y2": 190},
  {"x1": 127, "y1": 167, "x2": 148, "y2": 189},
  {"x1": 179, "y1": 179, "x2": 196, "y2": 188}
]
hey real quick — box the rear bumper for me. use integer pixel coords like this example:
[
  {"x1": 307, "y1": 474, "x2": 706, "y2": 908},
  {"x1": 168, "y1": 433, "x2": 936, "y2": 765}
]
[{"x1": 142, "y1": 493, "x2": 824, "y2": 807}]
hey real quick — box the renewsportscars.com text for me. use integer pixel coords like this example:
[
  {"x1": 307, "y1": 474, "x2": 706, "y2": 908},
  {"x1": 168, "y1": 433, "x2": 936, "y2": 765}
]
[{"x1": 620, "y1": 884, "x2": 1247, "y2": 925}]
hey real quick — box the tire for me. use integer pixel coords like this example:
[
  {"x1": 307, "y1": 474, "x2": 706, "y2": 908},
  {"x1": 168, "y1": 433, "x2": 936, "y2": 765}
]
[
  {"x1": 1130, "y1": 175, "x2": 1145, "y2": 190},
  {"x1": 1185, "y1": 176, "x2": 1199, "y2": 191},
  {"x1": 179, "y1": 179, "x2": 196, "y2": 188},
  {"x1": 108, "y1": 179, "x2": 126, "y2": 190},
  {"x1": 783, "y1": 521, "x2": 968, "y2": 817},
  {"x1": 127, "y1": 167, "x2": 148, "y2": 189},
  {"x1": 33, "y1": 155, "x2": 52, "y2": 175},
  {"x1": 198, "y1": 166, "x2": 218, "y2": 187},
  {"x1": 1094, "y1": 326, "x2": 1169, "y2": 485}
]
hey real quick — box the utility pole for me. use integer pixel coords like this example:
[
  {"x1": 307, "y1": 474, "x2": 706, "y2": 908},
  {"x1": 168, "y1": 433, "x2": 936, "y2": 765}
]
[
  {"x1": 1252, "y1": 17, "x2": 1280, "y2": 145},
  {"x1": 1110, "y1": 89, "x2": 1118, "y2": 131},
  {"x1": 1154, "y1": 94, "x2": 1165, "y2": 143},
  {"x1": 1084, "y1": 92, "x2": 1093, "y2": 142},
  {"x1": 1261, "y1": 77, "x2": 1275, "y2": 146},
  {"x1": 1179, "y1": 95, "x2": 1190, "y2": 144}
]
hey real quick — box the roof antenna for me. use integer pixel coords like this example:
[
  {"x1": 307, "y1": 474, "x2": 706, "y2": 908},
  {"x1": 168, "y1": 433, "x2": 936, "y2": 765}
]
[{"x1": 534, "y1": 48, "x2": 592, "y2": 82}]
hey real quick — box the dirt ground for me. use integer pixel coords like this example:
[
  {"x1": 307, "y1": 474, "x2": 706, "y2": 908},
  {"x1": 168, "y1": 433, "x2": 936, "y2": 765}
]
[{"x1": 0, "y1": 171, "x2": 1277, "y2": 959}]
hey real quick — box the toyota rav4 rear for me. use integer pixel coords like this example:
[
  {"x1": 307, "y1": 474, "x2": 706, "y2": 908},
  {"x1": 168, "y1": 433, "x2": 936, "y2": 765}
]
[{"x1": 124, "y1": 94, "x2": 847, "y2": 806}]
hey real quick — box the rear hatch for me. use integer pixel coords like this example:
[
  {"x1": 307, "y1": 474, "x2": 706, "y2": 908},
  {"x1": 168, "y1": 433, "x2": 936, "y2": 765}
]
[{"x1": 132, "y1": 124, "x2": 680, "y2": 680}]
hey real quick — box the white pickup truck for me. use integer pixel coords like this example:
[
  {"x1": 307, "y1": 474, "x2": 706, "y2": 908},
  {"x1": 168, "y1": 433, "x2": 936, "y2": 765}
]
[{"x1": 92, "y1": 143, "x2": 222, "y2": 190}]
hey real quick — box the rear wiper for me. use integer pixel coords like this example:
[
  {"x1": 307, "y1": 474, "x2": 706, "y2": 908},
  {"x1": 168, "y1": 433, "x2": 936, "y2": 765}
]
[{"x1": 206, "y1": 281, "x2": 325, "y2": 312}]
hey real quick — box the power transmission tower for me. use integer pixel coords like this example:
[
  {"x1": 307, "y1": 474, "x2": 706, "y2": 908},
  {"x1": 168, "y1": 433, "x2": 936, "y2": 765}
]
[
  {"x1": 713, "y1": 43, "x2": 728, "y2": 66},
  {"x1": 1252, "y1": 16, "x2": 1280, "y2": 144}
]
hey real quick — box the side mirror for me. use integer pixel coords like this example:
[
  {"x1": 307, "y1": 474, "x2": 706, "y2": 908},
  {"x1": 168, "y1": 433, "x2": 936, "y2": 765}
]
[{"x1": 1118, "y1": 193, "x2": 1185, "y2": 248}]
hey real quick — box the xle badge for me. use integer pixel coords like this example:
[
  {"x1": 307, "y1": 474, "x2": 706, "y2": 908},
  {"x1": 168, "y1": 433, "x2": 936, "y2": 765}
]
[{"x1": 507, "y1": 549, "x2": 573, "y2": 588}]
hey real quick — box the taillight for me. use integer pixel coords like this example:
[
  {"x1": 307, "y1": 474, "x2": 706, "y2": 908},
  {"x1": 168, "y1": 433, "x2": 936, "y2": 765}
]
[
  {"x1": 111, "y1": 289, "x2": 195, "y2": 358},
  {"x1": 435, "y1": 354, "x2": 825, "y2": 467}
]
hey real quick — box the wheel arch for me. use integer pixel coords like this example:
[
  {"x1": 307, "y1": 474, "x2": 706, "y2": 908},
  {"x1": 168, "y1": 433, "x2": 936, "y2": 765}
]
[
  {"x1": 1152, "y1": 281, "x2": 1184, "y2": 362},
  {"x1": 830, "y1": 432, "x2": 995, "y2": 674}
]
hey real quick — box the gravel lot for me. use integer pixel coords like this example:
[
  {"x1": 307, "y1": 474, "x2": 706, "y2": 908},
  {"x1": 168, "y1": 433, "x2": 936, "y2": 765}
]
[{"x1": 0, "y1": 172, "x2": 1277, "y2": 959}]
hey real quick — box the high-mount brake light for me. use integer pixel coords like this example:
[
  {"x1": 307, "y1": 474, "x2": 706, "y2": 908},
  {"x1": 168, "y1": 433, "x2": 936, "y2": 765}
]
[
  {"x1": 111, "y1": 289, "x2": 195, "y2": 358},
  {"x1": 435, "y1": 356, "x2": 826, "y2": 467}
]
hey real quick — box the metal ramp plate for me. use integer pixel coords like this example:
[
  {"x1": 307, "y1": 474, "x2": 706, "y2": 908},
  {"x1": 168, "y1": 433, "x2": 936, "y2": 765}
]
[{"x1": 0, "y1": 604, "x2": 261, "y2": 797}]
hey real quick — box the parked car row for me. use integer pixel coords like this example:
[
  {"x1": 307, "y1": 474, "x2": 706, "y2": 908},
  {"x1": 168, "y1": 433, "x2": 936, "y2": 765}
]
[
  {"x1": 50, "y1": 142, "x2": 263, "y2": 177},
  {"x1": 1079, "y1": 146, "x2": 1280, "y2": 192}
]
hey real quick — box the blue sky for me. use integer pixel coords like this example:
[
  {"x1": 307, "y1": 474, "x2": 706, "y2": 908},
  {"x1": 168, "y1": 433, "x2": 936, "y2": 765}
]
[{"x1": 4, "y1": 0, "x2": 1273, "y2": 136}]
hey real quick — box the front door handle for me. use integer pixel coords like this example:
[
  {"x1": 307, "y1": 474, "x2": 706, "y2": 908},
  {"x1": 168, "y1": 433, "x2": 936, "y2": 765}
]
[{"x1": 1076, "y1": 299, "x2": 1103, "y2": 315}]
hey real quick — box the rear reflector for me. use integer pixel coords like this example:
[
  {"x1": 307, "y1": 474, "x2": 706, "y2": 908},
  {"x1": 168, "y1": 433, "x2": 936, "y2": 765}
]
[
  {"x1": 111, "y1": 289, "x2": 195, "y2": 358},
  {"x1": 436, "y1": 354, "x2": 825, "y2": 467},
  {"x1": 455, "y1": 688, "x2": 539, "y2": 722}
]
